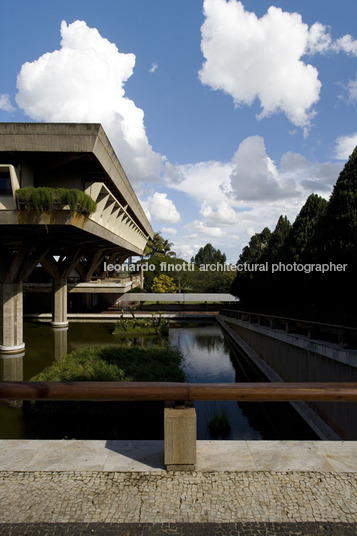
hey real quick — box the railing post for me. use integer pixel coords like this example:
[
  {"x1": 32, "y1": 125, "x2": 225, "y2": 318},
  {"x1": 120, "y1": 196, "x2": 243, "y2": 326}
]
[
  {"x1": 338, "y1": 329, "x2": 345, "y2": 348},
  {"x1": 164, "y1": 402, "x2": 196, "y2": 471},
  {"x1": 269, "y1": 318, "x2": 277, "y2": 329}
]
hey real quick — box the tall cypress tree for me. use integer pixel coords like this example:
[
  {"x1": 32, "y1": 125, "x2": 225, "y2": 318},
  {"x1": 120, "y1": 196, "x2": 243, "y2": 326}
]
[
  {"x1": 266, "y1": 215, "x2": 292, "y2": 262},
  {"x1": 281, "y1": 194, "x2": 328, "y2": 263},
  {"x1": 313, "y1": 146, "x2": 357, "y2": 264}
]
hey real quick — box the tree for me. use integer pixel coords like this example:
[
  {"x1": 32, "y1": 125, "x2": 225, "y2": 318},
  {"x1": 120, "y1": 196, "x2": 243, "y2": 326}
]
[
  {"x1": 162, "y1": 239, "x2": 176, "y2": 257},
  {"x1": 304, "y1": 147, "x2": 357, "y2": 322},
  {"x1": 144, "y1": 232, "x2": 176, "y2": 258},
  {"x1": 312, "y1": 146, "x2": 357, "y2": 263},
  {"x1": 151, "y1": 274, "x2": 178, "y2": 293},
  {"x1": 192, "y1": 243, "x2": 226, "y2": 266},
  {"x1": 266, "y1": 216, "x2": 291, "y2": 262},
  {"x1": 281, "y1": 194, "x2": 328, "y2": 263},
  {"x1": 144, "y1": 232, "x2": 165, "y2": 257},
  {"x1": 238, "y1": 227, "x2": 272, "y2": 265}
]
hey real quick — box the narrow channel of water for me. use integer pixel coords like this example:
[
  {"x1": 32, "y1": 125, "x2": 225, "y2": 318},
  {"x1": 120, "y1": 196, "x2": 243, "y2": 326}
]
[
  {"x1": 169, "y1": 324, "x2": 317, "y2": 440},
  {"x1": 0, "y1": 320, "x2": 317, "y2": 440}
]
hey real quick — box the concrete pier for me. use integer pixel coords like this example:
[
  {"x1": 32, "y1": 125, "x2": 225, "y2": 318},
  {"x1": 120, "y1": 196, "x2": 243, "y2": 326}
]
[
  {"x1": 0, "y1": 283, "x2": 25, "y2": 353},
  {"x1": 164, "y1": 406, "x2": 197, "y2": 471},
  {"x1": 51, "y1": 277, "x2": 68, "y2": 328}
]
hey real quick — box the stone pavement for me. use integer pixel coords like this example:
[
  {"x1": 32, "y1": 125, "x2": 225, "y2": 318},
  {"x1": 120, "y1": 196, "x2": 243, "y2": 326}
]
[{"x1": 0, "y1": 441, "x2": 357, "y2": 535}]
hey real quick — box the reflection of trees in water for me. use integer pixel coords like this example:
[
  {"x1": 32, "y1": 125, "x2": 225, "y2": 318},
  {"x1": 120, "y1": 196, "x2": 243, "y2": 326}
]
[
  {"x1": 237, "y1": 400, "x2": 317, "y2": 440},
  {"x1": 228, "y1": 348, "x2": 318, "y2": 440},
  {"x1": 120, "y1": 335, "x2": 168, "y2": 347},
  {"x1": 69, "y1": 334, "x2": 168, "y2": 351},
  {"x1": 223, "y1": 340, "x2": 232, "y2": 354},
  {"x1": 194, "y1": 335, "x2": 224, "y2": 352}
]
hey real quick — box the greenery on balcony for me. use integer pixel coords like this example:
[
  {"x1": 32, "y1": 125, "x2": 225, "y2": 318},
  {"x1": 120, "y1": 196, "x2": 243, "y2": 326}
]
[{"x1": 15, "y1": 186, "x2": 97, "y2": 216}]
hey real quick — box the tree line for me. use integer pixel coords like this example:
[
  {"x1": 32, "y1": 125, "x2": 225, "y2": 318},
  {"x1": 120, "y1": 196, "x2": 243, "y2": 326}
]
[
  {"x1": 230, "y1": 146, "x2": 357, "y2": 325},
  {"x1": 139, "y1": 240, "x2": 233, "y2": 293}
]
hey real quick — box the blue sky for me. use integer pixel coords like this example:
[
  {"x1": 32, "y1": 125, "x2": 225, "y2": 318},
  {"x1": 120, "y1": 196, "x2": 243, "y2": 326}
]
[{"x1": 1, "y1": 0, "x2": 357, "y2": 262}]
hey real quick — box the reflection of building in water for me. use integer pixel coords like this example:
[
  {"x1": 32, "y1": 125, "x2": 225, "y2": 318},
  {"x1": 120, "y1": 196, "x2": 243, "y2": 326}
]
[
  {"x1": 53, "y1": 326, "x2": 68, "y2": 361},
  {"x1": 0, "y1": 352, "x2": 24, "y2": 381},
  {"x1": 0, "y1": 352, "x2": 24, "y2": 408}
]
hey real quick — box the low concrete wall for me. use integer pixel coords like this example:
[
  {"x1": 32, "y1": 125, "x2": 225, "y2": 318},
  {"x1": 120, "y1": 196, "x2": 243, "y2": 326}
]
[{"x1": 220, "y1": 315, "x2": 357, "y2": 439}]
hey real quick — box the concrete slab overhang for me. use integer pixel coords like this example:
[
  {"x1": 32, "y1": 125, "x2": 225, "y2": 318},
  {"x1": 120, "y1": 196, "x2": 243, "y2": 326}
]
[
  {"x1": 0, "y1": 212, "x2": 144, "y2": 256},
  {"x1": 0, "y1": 122, "x2": 154, "y2": 240}
]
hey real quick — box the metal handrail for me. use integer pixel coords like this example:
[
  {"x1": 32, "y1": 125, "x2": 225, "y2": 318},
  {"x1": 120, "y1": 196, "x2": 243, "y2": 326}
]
[
  {"x1": 220, "y1": 309, "x2": 357, "y2": 333},
  {"x1": 220, "y1": 308, "x2": 357, "y2": 348},
  {"x1": 1, "y1": 382, "x2": 357, "y2": 402}
]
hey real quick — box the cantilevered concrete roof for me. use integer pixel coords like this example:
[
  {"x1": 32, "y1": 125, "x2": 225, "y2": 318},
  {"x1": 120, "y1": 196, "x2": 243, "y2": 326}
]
[{"x1": 0, "y1": 122, "x2": 153, "y2": 238}]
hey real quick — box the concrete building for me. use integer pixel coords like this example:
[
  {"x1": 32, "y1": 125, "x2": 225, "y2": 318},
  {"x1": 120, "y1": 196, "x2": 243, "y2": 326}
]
[{"x1": 0, "y1": 122, "x2": 153, "y2": 353}]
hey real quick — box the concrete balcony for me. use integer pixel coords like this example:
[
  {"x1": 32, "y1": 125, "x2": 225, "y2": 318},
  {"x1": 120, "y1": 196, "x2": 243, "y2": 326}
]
[{"x1": 85, "y1": 182, "x2": 148, "y2": 253}]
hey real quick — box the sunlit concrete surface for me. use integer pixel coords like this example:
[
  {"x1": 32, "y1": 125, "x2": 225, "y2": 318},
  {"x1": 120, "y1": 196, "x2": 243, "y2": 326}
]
[{"x1": 1, "y1": 440, "x2": 357, "y2": 472}]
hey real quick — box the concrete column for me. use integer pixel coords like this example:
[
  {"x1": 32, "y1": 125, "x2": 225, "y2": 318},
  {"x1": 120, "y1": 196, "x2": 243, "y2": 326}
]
[
  {"x1": 164, "y1": 405, "x2": 196, "y2": 471},
  {"x1": 0, "y1": 283, "x2": 25, "y2": 353},
  {"x1": 51, "y1": 277, "x2": 68, "y2": 328}
]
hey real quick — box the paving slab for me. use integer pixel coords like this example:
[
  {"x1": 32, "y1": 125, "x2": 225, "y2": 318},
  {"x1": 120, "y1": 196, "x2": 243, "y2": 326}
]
[
  {"x1": 1, "y1": 439, "x2": 357, "y2": 472},
  {"x1": 0, "y1": 471, "x2": 357, "y2": 524}
]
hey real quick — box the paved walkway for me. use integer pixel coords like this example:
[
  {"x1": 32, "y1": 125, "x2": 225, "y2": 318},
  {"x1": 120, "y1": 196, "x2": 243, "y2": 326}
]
[{"x1": 1, "y1": 441, "x2": 357, "y2": 534}]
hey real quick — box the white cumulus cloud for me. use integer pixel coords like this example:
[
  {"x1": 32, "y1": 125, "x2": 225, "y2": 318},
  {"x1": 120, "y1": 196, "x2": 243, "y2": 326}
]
[
  {"x1": 279, "y1": 152, "x2": 340, "y2": 192},
  {"x1": 335, "y1": 133, "x2": 357, "y2": 160},
  {"x1": 230, "y1": 136, "x2": 297, "y2": 201},
  {"x1": 184, "y1": 220, "x2": 224, "y2": 237},
  {"x1": 16, "y1": 20, "x2": 163, "y2": 184},
  {"x1": 199, "y1": 0, "x2": 357, "y2": 129},
  {"x1": 165, "y1": 160, "x2": 234, "y2": 205},
  {"x1": 161, "y1": 227, "x2": 177, "y2": 235},
  {"x1": 142, "y1": 192, "x2": 180, "y2": 223},
  {"x1": 199, "y1": 0, "x2": 322, "y2": 128},
  {"x1": 0, "y1": 94, "x2": 15, "y2": 112},
  {"x1": 333, "y1": 34, "x2": 357, "y2": 56},
  {"x1": 346, "y1": 77, "x2": 357, "y2": 103},
  {"x1": 165, "y1": 134, "x2": 344, "y2": 260},
  {"x1": 200, "y1": 200, "x2": 240, "y2": 224}
]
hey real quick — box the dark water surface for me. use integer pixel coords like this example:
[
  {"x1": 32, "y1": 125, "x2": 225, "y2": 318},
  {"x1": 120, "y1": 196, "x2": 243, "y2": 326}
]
[{"x1": 0, "y1": 321, "x2": 317, "y2": 440}]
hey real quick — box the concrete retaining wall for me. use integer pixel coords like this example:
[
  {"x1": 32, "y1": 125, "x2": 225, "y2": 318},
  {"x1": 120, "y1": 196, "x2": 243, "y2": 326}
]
[{"x1": 220, "y1": 315, "x2": 357, "y2": 439}]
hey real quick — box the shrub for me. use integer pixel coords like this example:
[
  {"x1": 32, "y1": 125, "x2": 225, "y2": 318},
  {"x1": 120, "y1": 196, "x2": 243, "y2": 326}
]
[
  {"x1": 151, "y1": 274, "x2": 178, "y2": 293},
  {"x1": 15, "y1": 187, "x2": 96, "y2": 216},
  {"x1": 31, "y1": 344, "x2": 185, "y2": 382}
]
